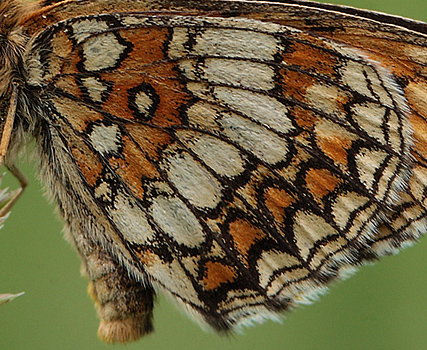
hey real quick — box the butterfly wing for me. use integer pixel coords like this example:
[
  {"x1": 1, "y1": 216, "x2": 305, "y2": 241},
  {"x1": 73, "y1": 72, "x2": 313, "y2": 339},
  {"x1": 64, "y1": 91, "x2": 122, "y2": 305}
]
[
  {"x1": 239, "y1": 0, "x2": 427, "y2": 255},
  {"x1": 17, "y1": 0, "x2": 426, "y2": 343}
]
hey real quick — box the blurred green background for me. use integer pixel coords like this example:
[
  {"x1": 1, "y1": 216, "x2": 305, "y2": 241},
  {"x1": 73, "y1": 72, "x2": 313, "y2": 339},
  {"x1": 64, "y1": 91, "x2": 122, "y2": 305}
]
[{"x1": 1, "y1": 1, "x2": 427, "y2": 349}]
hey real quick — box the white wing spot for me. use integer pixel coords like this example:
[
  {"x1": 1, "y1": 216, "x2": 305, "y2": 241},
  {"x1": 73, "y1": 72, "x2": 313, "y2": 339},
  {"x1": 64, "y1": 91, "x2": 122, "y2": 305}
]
[
  {"x1": 177, "y1": 130, "x2": 245, "y2": 177},
  {"x1": 163, "y1": 151, "x2": 223, "y2": 209},
  {"x1": 351, "y1": 102, "x2": 387, "y2": 143},
  {"x1": 169, "y1": 27, "x2": 279, "y2": 60},
  {"x1": 81, "y1": 76, "x2": 109, "y2": 103},
  {"x1": 214, "y1": 87, "x2": 293, "y2": 134},
  {"x1": 135, "y1": 90, "x2": 154, "y2": 115},
  {"x1": 332, "y1": 192, "x2": 369, "y2": 230},
  {"x1": 305, "y1": 83, "x2": 348, "y2": 119},
  {"x1": 150, "y1": 196, "x2": 205, "y2": 247},
  {"x1": 355, "y1": 147, "x2": 388, "y2": 192},
  {"x1": 82, "y1": 32, "x2": 127, "y2": 71},
  {"x1": 108, "y1": 191, "x2": 155, "y2": 244},
  {"x1": 71, "y1": 19, "x2": 109, "y2": 44},
  {"x1": 94, "y1": 181, "x2": 112, "y2": 202},
  {"x1": 220, "y1": 112, "x2": 289, "y2": 164},
  {"x1": 90, "y1": 124, "x2": 121, "y2": 155}
]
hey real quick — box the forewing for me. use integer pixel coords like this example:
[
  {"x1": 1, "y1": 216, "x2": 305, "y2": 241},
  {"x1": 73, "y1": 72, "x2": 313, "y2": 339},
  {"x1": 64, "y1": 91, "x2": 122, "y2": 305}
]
[{"x1": 21, "y1": 1, "x2": 418, "y2": 332}]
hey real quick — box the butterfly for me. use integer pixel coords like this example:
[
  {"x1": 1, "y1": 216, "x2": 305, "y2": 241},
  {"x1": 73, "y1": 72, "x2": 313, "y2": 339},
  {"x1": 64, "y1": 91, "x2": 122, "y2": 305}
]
[{"x1": 1, "y1": 0, "x2": 427, "y2": 344}]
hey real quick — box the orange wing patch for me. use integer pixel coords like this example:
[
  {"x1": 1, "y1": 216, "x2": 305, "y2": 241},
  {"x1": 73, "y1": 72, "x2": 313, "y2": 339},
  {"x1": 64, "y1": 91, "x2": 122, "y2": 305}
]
[
  {"x1": 264, "y1": 187, "x2": 296, "y2": 222},
  {"x1": 203, "y1": 261, "x2": 237, "y2": 291},
  {"x1": 305, "y1": 168, "x2": 341, "y2": 203},
  {"x1": 314, "y1": 121, "x2": 356, "y2": 167},
  {"x1": 229, "y1": 218, "x2": 266, "y2": 264}
]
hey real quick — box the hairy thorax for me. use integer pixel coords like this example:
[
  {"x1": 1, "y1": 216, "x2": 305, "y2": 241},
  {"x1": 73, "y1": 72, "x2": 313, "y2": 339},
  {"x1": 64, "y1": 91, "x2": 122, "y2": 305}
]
[
  {"x1": 0, "y1": 0, "x2": 43, "y2": 166},
  {"x1": 0, "y1": 1, "x2": 31, "y2": 96}
]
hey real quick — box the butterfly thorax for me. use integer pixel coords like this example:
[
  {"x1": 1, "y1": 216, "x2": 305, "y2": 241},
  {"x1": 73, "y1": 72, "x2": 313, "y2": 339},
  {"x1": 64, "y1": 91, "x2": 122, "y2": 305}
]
[
  {"x1": 0, "y1": 1, "x2": 30, "y2": 97},
  {"x1": 0, "y1": 0, "x2": 46, "y2": 168}
]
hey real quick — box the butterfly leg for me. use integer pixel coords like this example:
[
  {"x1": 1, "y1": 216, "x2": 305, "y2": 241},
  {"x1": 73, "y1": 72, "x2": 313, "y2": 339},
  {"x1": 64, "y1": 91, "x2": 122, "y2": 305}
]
[
  {"x1": 82, "y1": 248, "x2": 154, "y2": 343},
  {"x1": 0, "y1": 84, "x2": 27, "y2": 217},
  {"x1": 0, "y1": 164, "x2": 28, "y2": 217},
  {"x1": 0, "y1": 84, "x2": 18, "y2": 165}
]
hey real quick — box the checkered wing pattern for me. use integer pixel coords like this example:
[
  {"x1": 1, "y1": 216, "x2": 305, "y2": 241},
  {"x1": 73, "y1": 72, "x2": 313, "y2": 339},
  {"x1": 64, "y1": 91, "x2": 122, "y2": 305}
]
[{"x1": 2, "y1": 0, "x2": 427, "y2": 343}]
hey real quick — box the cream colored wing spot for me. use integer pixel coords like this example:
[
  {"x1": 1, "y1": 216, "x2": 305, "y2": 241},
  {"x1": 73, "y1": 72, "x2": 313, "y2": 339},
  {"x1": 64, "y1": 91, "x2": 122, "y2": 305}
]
[
  {"x1": 350, "y1": 102, "x2": 388, "y2": 143},
  {"x1": 81, "y1": 32, "x2": 128, "y2": 71},
  {"x1": 134, "y1": 90, "x2": 155, "y2": 116},
  {"x1": 65, "y1": 18, "x2": 132, "y2": 74},
  {"x1": 213, "y1": 87, "x2": 293, "y2": 134},
  {"x1": 332, "y1": 191, "x2": 371, "y2": 231},
  {"x1": 176, "y1": 130, "x2": 246, "y2": 177},
  {"x1": 339, "y1": 60, "x2": 383, "y2": 102},
  {"x1": 179, "y1": 58, "x2": 276, "y2": 91},
  {"x1": 94, "y1": 181, "x2": 113, "y2": 202},
  {"x1": 183, "y1": 87, "x2": 290, "y2": 164},
  {"x1": 107, "y1": 191, "x2": 155, "y2": 244},
  {"x1": 219, "y1": 112, "x2": 289, "y2": 164},
  {"x1": 168, "y1": 27, "x2": 279, "y2": 60},
  {"x1": 218, "y1": 295, "x2": 281, "y2": 331},
  {"x1": 355, "y1": 147, "x2": 389, "y2": 192},
  {"x1": 25, "y1": 50, "x2": 44, "y2": 87},
  {"x1": 304, "y1": 83, "x2": 349, "y2": 119},
  {"x1": 256, "y1": 249, "x2": 301, "y2": 288},
  {"x1": 354, "y1": 146, "x2": 401, "y2": 201},
  {"x1": 387, "y1": 110, "x2": 406, "y2": 153},
  {"x1": 309, "y1": 236, "x2": 349, "y2": 270},
  {"x1": 206, "y1": 59, "x2": 275, "y2": 90},
  {"x1": 167, "y1": 27, "x2": 188, "y2": 59},
  {"x1": 339, "y1": 59, "x2": 394, "y2": 107},
  {"x1": 293, "y1": 211, "x2": 336, "y2": 260},
  {"x1": 410, "y1": 165, "x2": 427, "y2": 204},
  {"x1": 219, "y1": 289, "x2": 266, "y2": 313},
  {"x1": 89, "y1": 123, "x2": 121, "y2": 155},
  {"x1": 183, "y1": 82, "x2": 293, "y2": 135},
  {"x1": 376, "y1": 157, "x2": 399, "y2": 200},
  {"x1": 143, "y1": 252, "x2": 203, "y2": 307},
  {"x1": 267, "y1": 268, "x2": 317, "y2": 300},
  {"x1": 161, "y1": 149, "x2": 223, "y2": 209},
  {"x1": 71, "y1": 18, "x2": 110, "y2": 44},
  {"x1": 80, "y1": 76, "x2": 110, "y2": 103},
  {"x1": 149, "y1": 195, "x2": 205, "y2": 247},
  {"x1": 190, "y1": 28, "x2": 278, "y2": 59},
  {"x1": 185, "y1": 99, "x2": 226, "y2": 131}
]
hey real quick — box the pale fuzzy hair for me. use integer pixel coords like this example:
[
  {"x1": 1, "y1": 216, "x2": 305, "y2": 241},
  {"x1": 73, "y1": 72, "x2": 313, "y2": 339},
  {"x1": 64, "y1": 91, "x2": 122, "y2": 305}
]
[{"x1": 0, "y1": 0, "x2": 38, "y2": 96}]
